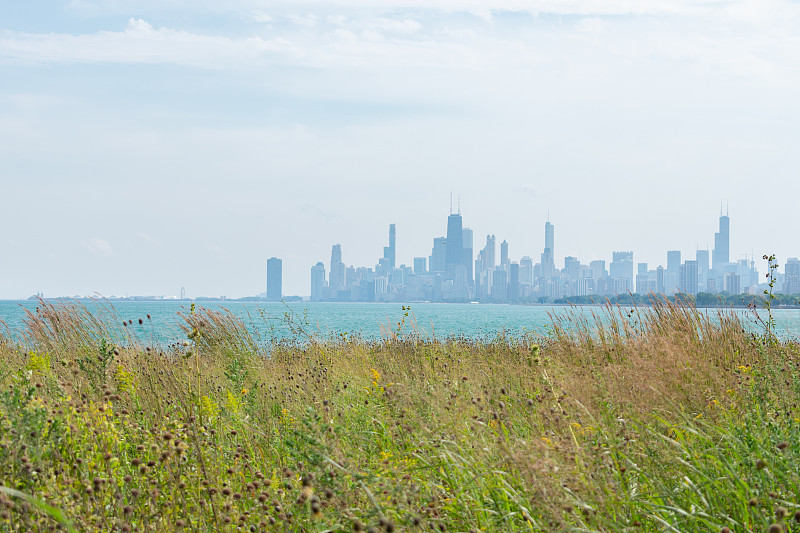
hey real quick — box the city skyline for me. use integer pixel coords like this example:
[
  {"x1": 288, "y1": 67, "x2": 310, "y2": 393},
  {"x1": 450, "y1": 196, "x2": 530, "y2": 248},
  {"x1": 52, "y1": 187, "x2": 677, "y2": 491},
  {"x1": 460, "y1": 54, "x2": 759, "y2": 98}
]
[
  {"x1": 293, "y1": 204, "x2": 795, "y2": 302},
  {"x1": 2, "y1": 2, "x2": 800, "y2": 299}
]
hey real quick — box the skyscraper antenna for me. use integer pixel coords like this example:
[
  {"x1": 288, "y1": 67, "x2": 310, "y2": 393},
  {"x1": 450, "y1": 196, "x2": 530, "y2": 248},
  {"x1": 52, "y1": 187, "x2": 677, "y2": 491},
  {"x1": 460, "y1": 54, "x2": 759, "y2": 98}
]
[
  {"x1": 457, "y1": 194, "x2": 461, "y2": 215},
  {"x1": 727, "y1": 202, "x2": 729, "y2": 217},
  {"x1": 547, "y1": 209, "x2": 550, "y2": 223},
  {"x1": 450, "y1": 191, "x2": 453, "y2": 215}
]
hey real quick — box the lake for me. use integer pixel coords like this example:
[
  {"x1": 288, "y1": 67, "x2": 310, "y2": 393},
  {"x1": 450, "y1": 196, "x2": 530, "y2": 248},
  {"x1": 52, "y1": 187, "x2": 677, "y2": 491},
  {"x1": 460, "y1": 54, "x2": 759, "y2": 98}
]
[{"x1": 1, "y1": 300, "x2": 798, "y2": 346}]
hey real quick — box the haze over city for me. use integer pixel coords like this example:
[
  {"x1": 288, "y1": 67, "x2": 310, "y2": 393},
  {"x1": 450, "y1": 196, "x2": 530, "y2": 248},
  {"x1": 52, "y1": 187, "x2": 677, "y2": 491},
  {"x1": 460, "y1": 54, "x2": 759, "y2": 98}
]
[{"x1": 2, "y1": 1, "x2": 799, "y2": 299}]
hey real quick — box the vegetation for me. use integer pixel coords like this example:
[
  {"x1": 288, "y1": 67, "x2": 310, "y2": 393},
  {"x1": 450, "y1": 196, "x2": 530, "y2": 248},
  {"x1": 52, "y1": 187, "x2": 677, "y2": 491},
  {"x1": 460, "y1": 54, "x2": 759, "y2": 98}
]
[
  {"x1": 0, "y1": 298, "x2": 799, "y2": 532},
  {"x1": 555, "y1": 292, "x2": 800, "y2": 307}
]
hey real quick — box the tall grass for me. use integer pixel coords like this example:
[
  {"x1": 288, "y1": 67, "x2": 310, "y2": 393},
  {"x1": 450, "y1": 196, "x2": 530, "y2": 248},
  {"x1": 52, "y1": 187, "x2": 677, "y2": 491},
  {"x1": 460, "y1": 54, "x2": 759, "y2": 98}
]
[{"x1": 0, "y1": 298, "x2": 797, "y2": 532}]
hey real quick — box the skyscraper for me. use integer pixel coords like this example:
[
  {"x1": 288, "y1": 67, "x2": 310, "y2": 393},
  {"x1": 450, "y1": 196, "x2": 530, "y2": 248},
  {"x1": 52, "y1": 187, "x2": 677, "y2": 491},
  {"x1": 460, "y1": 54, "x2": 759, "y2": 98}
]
[
  {"x1": 267, "y1": 257, "x2": 282, "y2": 301},
  {"x1": 383, "y1": 224, "x2": 396, "y2": 269},
  {"x1": 696, "y1": 249, "x2": 710, "y2": 275},
  {"x1": 500, "y1": 240, "x2": 509, "y2": 271},
  {"x1": 330, "y1": 244, "x2": 345, "y2": 292},
  {"x1": 445, "y1": 213, "x2": 463, "y2": 277},
  {"x1": 483, "y1": 235, "x2": 496, "y2": 270},
  {"x1": 713, "y1": 208, "x2": 730, "y2": 271},
  {"x1": 508, "y1": 262, "x2": 520, "y2": 300},
  {"x1": 413, "y1": 257, "x2": 427, "y2": 275},
  {"x1": 666, "y1": 250, "x2": 681, "y2": 294},
  {"x1": 430, "y1": 237, "x2": 447, "y2": 273},
  {"x1": 462, "y1": 227, "x2": 474, "y2": 288},
  {"x1": 610, "y1": 251, "x2": 634, "y2": 292},
  {"x1": 696, "y1": 248, "x2": 710, "y2": 292},
  {"x1": 541, "y1": 221, "x2": 555, "y2": 280},
  {"x1": 785, "y1": 258, "x2": 800, "y2": 295},
  {"x1": 667, "y1": 251, "x2": 682, "y2": 274},
  {"x1": 680, "y1": 260, "x2": 699, "y2": 295},
  {"x1": 519, "y1": 256, "x2": 533, "y2": 286},
  {"x1": 310, "y1": 262, "x2": 326, "y2": 301}
]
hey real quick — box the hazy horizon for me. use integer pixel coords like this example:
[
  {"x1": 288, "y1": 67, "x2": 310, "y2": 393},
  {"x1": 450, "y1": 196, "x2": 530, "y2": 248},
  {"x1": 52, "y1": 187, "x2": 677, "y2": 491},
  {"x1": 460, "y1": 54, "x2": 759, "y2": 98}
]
[{"x1": 2, "y1": 1, "x2": 799, "y2": 299}]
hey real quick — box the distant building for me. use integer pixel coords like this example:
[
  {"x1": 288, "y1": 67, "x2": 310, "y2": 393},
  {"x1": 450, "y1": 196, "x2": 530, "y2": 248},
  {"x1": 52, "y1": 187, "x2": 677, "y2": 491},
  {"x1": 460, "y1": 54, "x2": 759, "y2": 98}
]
[
  {"x1": 519, "y1": 256, "x2": 533, "y2": 287},
  {"x1": 508, "y1": 262, "x2": 520, "y2": 300},
  {"x1": 696, "y1": 249, "x2": 710, "y2": 291},
  {"x1": 696, "y1": 249, "x2": 710, "y2": 275},
  {"x1": 491, "y1": 268, "x2": 507, "y2": 301},
  {"x1": 541, "y1": 222, "x2": 555, "y2": 281},
  {"x1": 413, "y1": 257, "x2": 427, "y2": 275},
  {"x1": 383, "y1": 224, "x2": 396, "y2": 269},
  {"x1": 713, "y1": 208, "x2": 730, "y2": 271},
  {"x1": 610, "y1": 251, "x2": 634, "y2": 292},
  {"x1": 430, "y1": 237, "x2": 447, "y2": 273},
  {"x1": 589, "y1": 260, "x2": 607, "y2": 280},
  {"x1": 724, "y1": 272, "x2": 740, "y2": 294},
  {"x1": 330, "y1": 245, "x2": 345, "y2": 292},
  {"x1": 500, "y1": 240, "x2": 509, "y2": 271},
  {"x1": 680, "y1": 260, "x2": 698, "y2": 295},
  {"x1": 462, "y1": 227, "x2": 474, "y2": 289},
  {"x1": 267, "y1": 257, "x2": 282, "y2": 301},
  {"x1": 310, "y1": 262, "x2": 326, "y2": 301},
  {"x1": 445, "y1": 213, "x2": 463, "y2": 277},
  {"x1": 785, "y1": 258, "x2": 800, "y2": 295}
]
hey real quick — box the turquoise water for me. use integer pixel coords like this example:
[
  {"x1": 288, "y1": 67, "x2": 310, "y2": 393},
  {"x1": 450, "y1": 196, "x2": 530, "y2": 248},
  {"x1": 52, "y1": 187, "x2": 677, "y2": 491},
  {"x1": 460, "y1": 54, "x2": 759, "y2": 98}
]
[{"x1": 1, "y1": 300, "x2": 799, "y2": 345}]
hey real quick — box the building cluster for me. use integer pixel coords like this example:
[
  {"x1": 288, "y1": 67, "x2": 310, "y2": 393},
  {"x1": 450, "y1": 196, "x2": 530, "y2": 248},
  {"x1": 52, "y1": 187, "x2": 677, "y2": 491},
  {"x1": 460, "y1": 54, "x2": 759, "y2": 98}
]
[{"x1": 263, "y1": 208, "x2": 800, "y2": 302}]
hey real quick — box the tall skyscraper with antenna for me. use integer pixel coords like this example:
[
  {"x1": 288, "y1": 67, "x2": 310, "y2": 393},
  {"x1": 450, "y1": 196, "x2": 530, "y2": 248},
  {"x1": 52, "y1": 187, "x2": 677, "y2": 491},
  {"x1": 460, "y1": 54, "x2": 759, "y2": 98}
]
[
  {"x1": 713, "y1": 205, "x2": 730, "y2": 271},
  {"x1": 445, "y1": 209, "x2": 463, "y2": 273},
  {"x1": 383, "y1": 224, "x2": 396, "y2": 269},
  {"x1": 542, "y1": 216, "x2": 556, "y2": 280}
]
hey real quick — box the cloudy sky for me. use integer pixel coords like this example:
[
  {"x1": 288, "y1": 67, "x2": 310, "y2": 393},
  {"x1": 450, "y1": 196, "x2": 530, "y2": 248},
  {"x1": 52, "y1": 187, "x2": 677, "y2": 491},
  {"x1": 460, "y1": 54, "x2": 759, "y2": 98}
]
[{"x1": 1, "y1": 0, "x2": 798, "y2": 298}]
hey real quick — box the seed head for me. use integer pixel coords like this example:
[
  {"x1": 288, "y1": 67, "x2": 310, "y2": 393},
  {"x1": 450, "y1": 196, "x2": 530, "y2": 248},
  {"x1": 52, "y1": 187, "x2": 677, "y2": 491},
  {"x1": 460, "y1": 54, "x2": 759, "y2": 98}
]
[
  {"x1": 777, "y1": 441, "x2": 790, "y2": 451},
  {"x1": 767, "y1": 524, "x2": 783, "y2": 533}
]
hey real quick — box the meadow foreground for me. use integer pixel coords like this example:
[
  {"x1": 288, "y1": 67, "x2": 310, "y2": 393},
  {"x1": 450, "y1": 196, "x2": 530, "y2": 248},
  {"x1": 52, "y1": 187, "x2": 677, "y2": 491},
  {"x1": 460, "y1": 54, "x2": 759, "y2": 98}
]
[{"x1": 0, "y1": 300, "x2": 798, "y2": 532}]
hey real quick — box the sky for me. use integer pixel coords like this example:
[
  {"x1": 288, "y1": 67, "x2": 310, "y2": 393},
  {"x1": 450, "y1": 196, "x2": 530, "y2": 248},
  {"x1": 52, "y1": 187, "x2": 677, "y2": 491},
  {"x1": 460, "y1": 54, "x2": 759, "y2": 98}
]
[{"x1": 1, "y1": 0, "x2": 799, "y2": 299}]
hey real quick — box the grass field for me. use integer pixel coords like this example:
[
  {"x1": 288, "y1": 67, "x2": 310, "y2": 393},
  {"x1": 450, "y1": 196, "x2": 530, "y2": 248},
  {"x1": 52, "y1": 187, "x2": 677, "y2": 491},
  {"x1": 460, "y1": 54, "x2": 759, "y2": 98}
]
[{"x1": 1, "y1": 299, "x2": 799, "y2": 532}]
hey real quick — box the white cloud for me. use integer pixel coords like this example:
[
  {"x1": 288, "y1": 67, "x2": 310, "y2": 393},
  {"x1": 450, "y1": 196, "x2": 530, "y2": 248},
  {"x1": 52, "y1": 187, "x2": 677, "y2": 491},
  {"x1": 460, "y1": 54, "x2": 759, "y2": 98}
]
[
  {"x1": 0, "y1": 18, "x2": 295, "y2": 67},
  {"x1": 287, "y1": 13, "x2": 319, "y2": 28},
  {"x1": 83, "y1": 237, "x2": 114, "y2": 256},
  {"x1": 137, "y1": 232, "x2": 158, "y2": 245},
  {"x1": 368, "y1": 17, "x2": 422, "y2": 35},
  {"x1": 250, "y1": 10, "x2": 274, "y2": 24}
]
